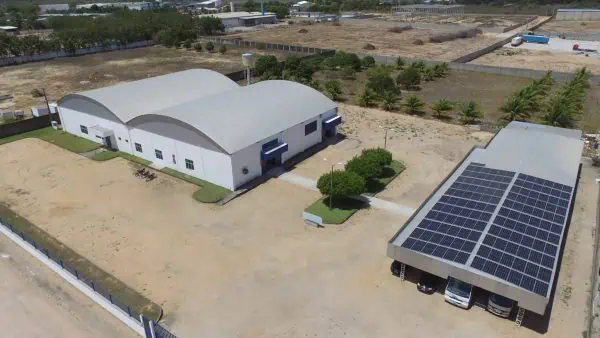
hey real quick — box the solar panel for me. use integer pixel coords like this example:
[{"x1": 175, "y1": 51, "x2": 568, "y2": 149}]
[
  {"x1": 402, "y1": 163, "x2": 515, "y2": 264},
  {"x1": 470, "y1": 173, "x2": 573, "y2": 297}
]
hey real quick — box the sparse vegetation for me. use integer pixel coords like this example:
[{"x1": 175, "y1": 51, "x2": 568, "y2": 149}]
[
  {"x1": 388, "y1": 25, "x2": 413, "y2": 33},
  {"x1": 431, "y1": 99, "x2": 454, "y2": 119},
  {"x1": 396, "y1": 67, "x2": 422, "y2": 90},
  {"x1": 324, "y1": 80, "x2": 344, "y2": 101},
  {"x1": 402, "y1": 95, "x2": 426, "y2": 115},
  {"x1": 206, "y1": 41, "x2": 215, "y2": 52},
  {"x1": 459, "y1": 100, "x2": 484, "y2": 124},
  {"x1": 363, "y1": 43, "x2": 376, "y2": 50}
]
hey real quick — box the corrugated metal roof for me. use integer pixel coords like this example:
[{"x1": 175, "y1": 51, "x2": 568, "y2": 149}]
[
  {"x1": 152, "y1": 80, "x2": 337, "y2": 154},
  {"x1": 60, "y1": 69, "x2": 239, "y2": 123}
]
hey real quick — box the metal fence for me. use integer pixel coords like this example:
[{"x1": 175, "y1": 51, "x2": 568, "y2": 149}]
[
  {"x1": 201, "y1": 36, "x2": 335, "y2": 56},
  {"x1": 0, "y1": 218, "x2": 177, "y2": 338}
]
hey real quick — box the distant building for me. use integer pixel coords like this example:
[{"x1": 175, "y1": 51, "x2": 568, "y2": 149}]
[
  {"x1": 76, "y1": 2, "x2": 153, "y2": 11},
  {"x1": 38, "y1": 4, "x2": 70, "y2": 13},
  {"x1": 556, "y1": 8, "x2": 600, "y2": 21},
  {"x1": 0, "y1": 26, "x2": 19, "y2": 35},
  {"x1": 198, "y1": 11, "x2": 277, "y2": 28}
]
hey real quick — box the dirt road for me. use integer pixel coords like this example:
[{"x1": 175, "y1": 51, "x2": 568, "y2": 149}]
[{"x1": 0, "y1": 234, "x2": 136, "y2": 338}]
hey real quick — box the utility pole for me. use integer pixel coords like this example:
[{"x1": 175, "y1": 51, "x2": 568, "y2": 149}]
[
  {"x1": 384, "y1": 128, "x2": 388, "y2": 149},
  {"x1": 329, "y1": 164, "x2": 333, "y2": 209},
  {"x1": 42, "y1": 88, "x2": 53, "y2": 126}
]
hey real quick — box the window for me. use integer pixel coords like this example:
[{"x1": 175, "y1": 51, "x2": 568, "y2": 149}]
[
  {"x1": 134, "y1": 143, "x2": 143, "y2": 153},
  {"x1": 80, "y1": 125, "x2": 88, "y2": 134},
  {"x1": 118, "y1": 137, "x2": 122, "y2": 140},
  {"x1": 185, "y1": 159, "x2": 194, "y2": 170},
  {"x1": 172, "y1": 154, "x2": 176, "y2": 164},
  {"x1": 305, "y1": 121, "x2": 317, "y2": 136},
  {"x1": 155, "y1": 149, "x2": 163, "y2": 160}
]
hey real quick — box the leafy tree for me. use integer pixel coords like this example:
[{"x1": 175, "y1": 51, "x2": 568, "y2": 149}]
[
  {"x1": 325, "y1": 51, "x2": 361, "y2": 71},
  {"x1": 396, "y1": 56, "x2": 405, "y2": 70},
  {"x1": 361, "y1": 148, "x2": 392, "y2": 167},
  {"x1": 361, "y1": 55, "x2": 376, "y2": 69},
  {"x1": 309, "y1": 79, "x2": 322, "y2": 91},
  {"x1": 198, "y1": 16, "x2": 225, "y2": 36},
  {"x1": 243, "y1": 0, "x2": 257, "y2": 11},
  {"x1": 411, "y1": 60, "x2": 426, "y2": 73},
  {"x1": 396, "y1": 67, "x2": 421, "y2": 90},
  {"x1": 358, "y1": 88, "x2": 376, "y2": 107},
  {"x1": 402, "y1": 95, "x2": 425, "y2": 115},
  {"x1": 205, "y1": 41, "x2": 215, "y2": 52},
  {"x1": 296, "y1": 60, "x2": 316, "y2": 81},
  {"x1": 193, "y1": 42, "x2": 202, "y2": 51},
  {"x1": 219, "y1": 44, "x2": 227, "y2": 53},
  {"x1": 542, "y1": 68, "x2": 589, "y2": 128},
  {"x1": 317, "y1": 170, "x2": 365, "y2": 201},
  {"x1": 266, "y1": 3, "x2": 289, "y2": 19},
  {"x1": 254, "y1": 55, "x2": 278, "y2": 76},
  {"x1": 459, "y1": 101, "x2": 484, "y2": 124},
  {"x1": 366, "y1": 67, "x2": 396, "y2": 97},
  {"x1": 345, "y1": 154, "x2": 383, "y2": 180},
  {"x1": 284, "y1": 55, "x2": 302, "y2": 74},
  {"x1": 381, "y1": 91, "x2": 399, "y2": 111},
  {"x1": 324, "y1": 80, "x2": 344, "y2": 101},
  {"x1": 431, "y1": 99, "x2": 453, "y2": 119}
]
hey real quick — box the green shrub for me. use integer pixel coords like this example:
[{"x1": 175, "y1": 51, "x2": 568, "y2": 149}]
[
  {"x1": 402, "y1": 95, "x2": 425, "y2": 115},
  {"x1": 206, "y1": 41, "x2": 215, "y2": 52},
  {"x1": 254, "y1": 55, "x2": 279, "y2": 77},
  {"x1": 367, "y1": 67, "x2": 397, "y2": 97},
  {"x1": 31, "y1": 89, "x2": 43, "y2": 98},
  {"x1": 396, "y1": 67, "x2": 421, "y2": 90},
  {"x1": 345, "y1": 154, "x2": 383, "y2": 180},
  {"x1": 396, "y1": 56, "x2": 405, "y2": 70},
  {"x1": 317, "y1": 170, "x2": 365, "y2": 200},
  {"x1": 193, "y1": 43, "x2": 202, "y2": 51},
  {"x1": 219, "y1": 44, "x2": 227, "y2": 53},
  {"x1": 358, "y1": 88, "x2": 376, "y2": 107},
  {"x1": 431, "y1": 98, "x2": 453, "y2": 119},
  {"x1": 182, "y1": 39, "x2": 192, "y2": 49},
  {"x1": 459, "y1": 100, "x2": 484, "y2": 124},
  {"x1": 381, "y1": 91, "x2": 399, "y2": 111},
  {"x1": 361, "y1": 148, "x2": 393, "y2": 167},
  {"x1": 361, "y1": 55, "x2": 376, "y2": 69},
  {"x1": 324, "y1": 80, "x2": 344, "y2": 101}
]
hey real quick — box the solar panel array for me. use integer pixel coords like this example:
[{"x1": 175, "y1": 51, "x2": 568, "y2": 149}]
[
  {"x1": 470, "y1": 173, "x2": 573, "y2": 296},
  {"x1": 401, "y1": 163, "x2": 515, "y2": 265}
]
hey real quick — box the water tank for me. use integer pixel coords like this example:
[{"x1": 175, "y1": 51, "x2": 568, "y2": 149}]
[{"x1": 242, "y1": 53, "x2": 254, "y2": 67}]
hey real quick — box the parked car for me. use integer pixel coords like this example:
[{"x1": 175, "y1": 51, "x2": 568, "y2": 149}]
[
  {"x1": 390, "y1": 260, "x2": 402, "y2": 277},
  {"x1": 487, "y1": 293, "x2": 514, "y2": 318},
  {"x1": 444, "y1": 277, "x2": 473, "y2": 309},
  {"x1": 417, "y1": 272, "x2": 438, "y2": 294}
]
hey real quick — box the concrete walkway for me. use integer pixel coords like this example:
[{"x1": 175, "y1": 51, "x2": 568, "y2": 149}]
[{"x1": 273, "y1": 170, "x2": 416, "y2": 217}]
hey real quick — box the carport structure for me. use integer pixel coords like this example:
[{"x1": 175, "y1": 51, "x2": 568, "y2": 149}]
[{"x1": 387, "y1": 121, "x2": 583, "y2": 325}]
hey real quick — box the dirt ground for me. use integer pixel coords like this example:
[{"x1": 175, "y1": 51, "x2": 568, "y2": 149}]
[
  {"x1": 0, "y1": 232, "x2": 136, "y2": 338},
  {"x1": 470, "y1": 47, "x2": 600, "y2": 75},
  {"x1": 383, "y1": 14, "x2": 527, "y2": 28},
  {"x1": 229, "y1": 21, "x2": 501, "y2": 61},
  {"x1": 0, "y1": 101, "x2": 596, "y2": 337},
  {"x1": 538, "y1": 20, "x2": 600, "y2": 34},
  {"x1": 0, "y1": 45, "x2": 299, "y2": 117}
]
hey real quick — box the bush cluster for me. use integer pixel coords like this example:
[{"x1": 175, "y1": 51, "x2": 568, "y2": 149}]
[{"x1": 429, "y1": 28, "x2": 482, "y2": 43}]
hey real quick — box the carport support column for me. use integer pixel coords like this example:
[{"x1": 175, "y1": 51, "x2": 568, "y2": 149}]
[
  {"x1": 515, "y1": 307, "x2": 526, "y2": 327},
  {"x1": 400, "y1": 263, "x2": 406, "y2": 281}
]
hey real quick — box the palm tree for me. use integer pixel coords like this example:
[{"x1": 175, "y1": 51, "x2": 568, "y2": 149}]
[
  {"x1": 422, "y1": 67, "x2": 435, "y2": 81},
  {"x1": 381, "y1": 91, "x2": 399, "y2": 111},
  {"x1": 402, "y1": 95, "x2": 425, "y2": 115},
  {"x1": 500, "y1": 94, "x2": 530, "y2": 122},
  {"x1": 431, "y1": 99, "x2": 453, "y2": 119},
  {"x1": 459, "y1": 101, "x2": 483, "y2": 124},
  {"x1": 358, "y1": 88, "x2": 376, "y2": 107}
]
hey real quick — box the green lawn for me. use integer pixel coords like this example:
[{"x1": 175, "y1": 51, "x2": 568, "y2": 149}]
[
  {"x1": 305, "y1": 197, "x2": 364, "y2": 224},
  {"x1": 0, "y1": 127, "x2": 101, "y2": 153},
  {"x1": 0, "y1": 203, "x2": 162, "y2": 321},
  {"x1": 161, "y1": 167, "x2": 231, "y2": 203},
  {"x1": 91, "y1": 150, "x2": 151, "y2": 166},
  {"x1": 365, "y1": 160, "x2": 406, "y2": 195}
]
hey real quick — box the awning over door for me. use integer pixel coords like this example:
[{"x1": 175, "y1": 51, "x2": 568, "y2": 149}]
[
  {"x1": 323, "y1": 115, "x2": 342, "y2": 130},
  {"x1": 261, "y1": 142, "x2": 288, "y2": 161}
]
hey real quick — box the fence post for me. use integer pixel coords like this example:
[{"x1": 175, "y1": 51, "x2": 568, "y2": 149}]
[
  {"x1": 60, "y1": 259, "x2": 64, "y2": 268},
  {"x1": 75, "y1": 269, "x2": 79, "y2": 279},
  {"x1": 91, "y1": 281, "x2": 95, "y2": 291},
  {"x1": 127, "y1": 305, "x2": 132, "y2": 317},
  {"x1": 109, "y1": 294, "x2": 113, "y2": 304}
]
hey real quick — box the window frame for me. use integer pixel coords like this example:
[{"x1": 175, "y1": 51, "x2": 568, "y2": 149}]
[
  {"x1": 155, "y1": 149, "x2": 163, "y2": 160},
  {"x1": 80, "y1": 125, "x2": 88, "y2": 134},
  {"x1": 185, "y1": 158, "x2": 194, "y2": 170},
  {"x1": 134, "y1": 143, "x2": 143, "y2": 153},
  {"x1": 304, "y1": 120, "x2": 317, "y2": 136}
]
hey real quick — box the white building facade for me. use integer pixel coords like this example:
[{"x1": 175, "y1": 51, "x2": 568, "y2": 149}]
[{"x1": 57, "y1": 69, "x2": 340, "y2": 191}]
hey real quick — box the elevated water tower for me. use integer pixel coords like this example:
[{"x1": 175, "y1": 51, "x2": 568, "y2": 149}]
[{"x1": 242, "y1": 52, "x2": 254, "y2": 86}]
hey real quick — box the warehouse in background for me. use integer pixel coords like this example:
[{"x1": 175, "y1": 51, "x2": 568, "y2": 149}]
[
  {"x1": 555, "y1": 8, "x2": 600, "y2": 21},
  {"x1": 198, "y1": 11, "x2": 277, "y2": 28},
  {"x1": 57, "y1": 69, "x2": 340, "y2": 190},
  {"x1": 387, "y1": 121, "x2": 583, "y2": 324}
]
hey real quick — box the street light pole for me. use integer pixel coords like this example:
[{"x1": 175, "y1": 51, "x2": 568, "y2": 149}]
[
  {"x1": 329, "y1": 164, "x2": 333, "y2": 209},
  {"x1": 42, "y1": 88, "x2": 52, "y2": 126}
]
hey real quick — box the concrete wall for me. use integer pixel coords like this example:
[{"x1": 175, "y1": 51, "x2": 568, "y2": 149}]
[
  {"x1": 556, "y1": 10, "x2": 600, "y2": 21},
  {"x1": 0, "y1": 114, "x2": 60, "y2": 138}
]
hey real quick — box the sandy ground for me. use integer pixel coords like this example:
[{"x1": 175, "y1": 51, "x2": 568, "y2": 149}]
[
  {"x1": 229, "y1": 21, "x2": 501, "y2": 61},
  {"x1": 0, "y1": 101, "x2": 596, "y2": 337},
  {"x1": 383, "y1": 14, "x2": 526, "y2": 28},
  {"x1": 470, "y1": 47, "x2": 600, "y2": 75},
  {"x1": 538, "y1": 20, "x2": 600, "y2": 34},
  {"x1": 0, "y1": 45, "x2": 299, "y2": 117},
  {"x1": 0, "y1": 233, "x2": 136, "y2": 338}
]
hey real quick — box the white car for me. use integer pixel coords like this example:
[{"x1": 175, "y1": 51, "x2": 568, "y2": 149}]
[
  {"x1": 487, "y1": 293, "x2": 514, "y2": 318},
  {"x1": 444, "y1": 277, "x2": 473, "y2": 309}
]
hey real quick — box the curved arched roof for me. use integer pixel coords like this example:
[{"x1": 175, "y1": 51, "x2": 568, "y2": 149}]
[
  {"x1": 58, "y1": 69, "x2": 239, "y2": 123},
  {"x1": 59, "y1": 70, "x2": 337, "y2": 155}
]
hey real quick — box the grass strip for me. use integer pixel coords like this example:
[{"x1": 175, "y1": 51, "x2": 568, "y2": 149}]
[
  {"x1": 0, "y1": 127, "x2": 100, "y2": 153},
  {"x1": 0, "y1": 203, "x2": 162, "y2": 321},
  {"x1": 161, "y1": 168, "x2": 231, "y2": 203},
  {"x1": 305, "y1": 197, "x2": 364, "y2": 224}
]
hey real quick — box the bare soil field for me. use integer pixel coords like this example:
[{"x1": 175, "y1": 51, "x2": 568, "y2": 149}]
[
  {"x1": 0, "y1": 103, "x2": 596, "y2": 337},
  {"x1": 229, "y1": 22, "x2": 501, "y2": 61},
  {"x1": 471, "y1": 47, "x2": 600, "y2": 76},
  {"x1": 385, "y1": 14, "x2": 527, "y2": 28},
  {"x1": 538, "y1": 20, "x2": 600, "y2": 34},
  {"x1": 0, "y1": 45, "x2": 298, "y2": 117}
]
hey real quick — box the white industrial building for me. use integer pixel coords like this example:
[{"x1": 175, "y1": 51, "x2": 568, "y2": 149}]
[
  {"x1": 198, "y1": 11, "x2": 277, "y2": 28},
  {"x1": 57, "y1": 69, "x2": 341, "y2": 190}
]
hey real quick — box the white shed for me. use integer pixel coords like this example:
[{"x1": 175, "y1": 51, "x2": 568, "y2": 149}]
[{"x1": 57, "y1": 69, "x2": 341, "y2": 190}]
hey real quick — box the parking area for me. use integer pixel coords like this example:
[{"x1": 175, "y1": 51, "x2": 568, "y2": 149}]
[{"x1": 0, "y1": 105, "x2": 595, "y2": 337}]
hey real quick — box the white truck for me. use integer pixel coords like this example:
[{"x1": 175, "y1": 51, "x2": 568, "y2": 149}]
[{"x1": 444, "y1": 277, "x2": 473, "y2": 309}]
